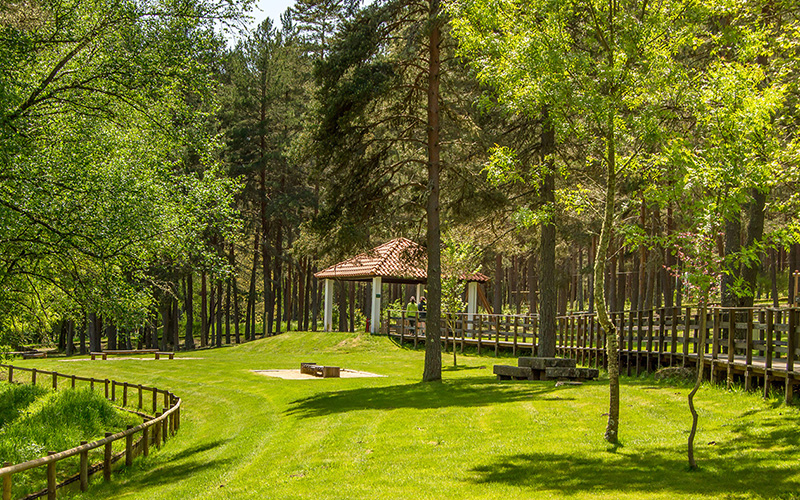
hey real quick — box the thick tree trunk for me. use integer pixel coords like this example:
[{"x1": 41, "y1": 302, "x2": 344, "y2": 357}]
[
  {"x1": 172, "y1": 295, "x2": 179, "y2": 351},
  {"x1": 528, "y1": 251, "x2": 537, "y2": 315},
  {"x1": 493, "y1": 253, "x2": 502, "y2": 314},
  {"x1": 721, "y1": 210, "x2": 742, "y2": 306},
  {"x1": 159, "y1": 300, "x2": 169, "y2": 352},
  {"x1": 740, "y1": 188, "x2": 767, "y2": 307},
  {"x1": 312, "y1": 273, "x2": 319, "y2": 331},
  {"x1": 229, "y1": 243, "x2": 241, "y2": 344},
  {"x1": 216, "y1": 281, "x2": 223, "y2": 347},
  {"x1": 274, "y1": 223, "x2": 283, "y2": 335},
  {"x1": 66, "y1": 319, "x2": 74, "y2": 356},
  {"x1": 185, "y1": 273, "x2": 195, "y2": 349},
  {"x1": 423, "y1": 0, "x2": 443, "y2": 382},
  {"x1": 201, "y1": 271, "x2": 208, "y2": 347},
  {"x1": 246, "y1": 232, "x2": 258, "y2": 341},
  {"x1": 87, "y1": 312, "x2": 98, "y2": 352},
  {"x1": 538, "y1": 107, "x2": 557, "y2": 357},
  {"x1": 106, "y1": 320, "x2": 117, "y2": 351},
  {"x1": 225, "y1": 279, "x2": 232, "y2": 345}
]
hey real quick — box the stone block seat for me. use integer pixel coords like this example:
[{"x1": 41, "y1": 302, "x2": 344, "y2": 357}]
[{"x1": 494, "y1": 357, "x2": 598, "y2": 382}]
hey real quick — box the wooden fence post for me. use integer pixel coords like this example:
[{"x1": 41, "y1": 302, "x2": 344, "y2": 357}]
[
  {"x1": 31, "y1": 369, "x2": 36, "y2": 386},
  {"x1": 125, "y1": 426, "x2": 134, "y2": 466},
  {"x1": 786, "y1": 308, "x2": 796, "y2": 403},
  {"x1": 745, "y1": 309, "x2": 754, "y2": 392},
  {"x1": 765, "y1": 308, "x2": 774, "y2": 398},
  {"x1": 154, "y1": 413, "x2": 162, "y2": 449},
  {"x1": 4, "y1": 461, "x2": 12, "y2": 500},
  {"x1": 142, "y1": 426, "x2": 150, "y2": 457},
  {"x1": 80, "y1": 442, "x2": 88, "y2": 491},
  {"x1": 46, "y1": 452, "x2": 56, "y2": 500},
  {"x1": 727, "y1": 310, "x2": 736, "y2": 390},
  {"x1": 104, "y1": 433, "x2": 113, "y2": 481}
]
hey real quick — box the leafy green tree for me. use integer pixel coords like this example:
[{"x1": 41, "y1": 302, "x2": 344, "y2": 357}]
[{"x1": 449, "y1": 0, "x2": 697, "y2": 442}]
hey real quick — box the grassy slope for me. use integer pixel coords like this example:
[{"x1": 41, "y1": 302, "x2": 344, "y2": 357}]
[{"x1": 16, "y1": 332, "x2": 800, "y2": 500}]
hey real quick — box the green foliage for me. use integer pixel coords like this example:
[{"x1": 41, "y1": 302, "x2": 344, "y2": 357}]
[{"x1": 0, "y1": 0, "x2": 245, "y2": 339}]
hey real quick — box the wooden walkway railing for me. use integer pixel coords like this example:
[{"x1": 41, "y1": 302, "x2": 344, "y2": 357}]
[
  {"x1": 0, "y1": 365, "x2": 181, "y2": 500},
  {"x1": 385, "y1": 306, "x2": 800, "y2": 402}
]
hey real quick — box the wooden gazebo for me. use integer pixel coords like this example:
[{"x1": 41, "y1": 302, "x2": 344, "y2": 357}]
[{"x1": 314, "y1": 237, "x2": 489, "y2": 333}]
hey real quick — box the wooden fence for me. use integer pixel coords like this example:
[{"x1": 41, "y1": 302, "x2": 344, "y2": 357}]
[
  {"x1": 0, "y1": 365, "x2": 181, "y2": 500},
  {"x1": 386, "y1": 306, "x2": 800, "y2": 402}
]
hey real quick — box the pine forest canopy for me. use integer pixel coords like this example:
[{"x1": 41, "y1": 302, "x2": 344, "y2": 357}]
[{"x1": 0, "y1": 0, "x2": 797, "y2": 380}]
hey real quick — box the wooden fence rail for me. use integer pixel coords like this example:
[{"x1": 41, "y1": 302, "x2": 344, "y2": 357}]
[
  {"x1": 385, "y1": 306, "x2": 800, "y2": 402},
  {"x1": 0, "y1": 364, "x2": 181, "y2": 500}
]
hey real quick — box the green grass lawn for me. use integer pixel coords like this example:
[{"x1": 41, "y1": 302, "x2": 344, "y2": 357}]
[{"x1": 12, "y1": 332, "x2": 800, "y2": 500}]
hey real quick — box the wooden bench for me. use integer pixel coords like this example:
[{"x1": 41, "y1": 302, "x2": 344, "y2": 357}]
[
  {"x1": 300, "y1": 362, "x2": 340, "y2": 378},
  {"x1": 90, "y1": 349, "x2": 173, "y2": 360},
  {"x1": 21, "y1": 352, "x2": 47, "y2": 360}
]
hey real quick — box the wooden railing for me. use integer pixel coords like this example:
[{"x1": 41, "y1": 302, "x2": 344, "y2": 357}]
[
  {"x1": 0, "y1": 365, "x2": 181, "y2": 500},
  {"x1": 386, "y1": 306, "x2": 800, "y2": 401}
]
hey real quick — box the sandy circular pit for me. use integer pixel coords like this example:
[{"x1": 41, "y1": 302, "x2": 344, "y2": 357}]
[{"x1": 251, "y1": 369, "x2": 385, "y2": 380}]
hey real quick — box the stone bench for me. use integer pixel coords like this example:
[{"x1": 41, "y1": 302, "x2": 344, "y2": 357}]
[
  {"x1": 300, "y1": 362, "x2": 340, "y2": 378},
  {"x1": 518, "y1": 357, "x2": 577, "y2": 380},
  {"x1": 545, "y1": 366, "x2": 599, "y2": 381},
  {"x1": 493, "y1": 365, "x2": 534, "y2": 380},
  {"x1": 494, "y1": 357, "x2": 598, "y2": 382}
]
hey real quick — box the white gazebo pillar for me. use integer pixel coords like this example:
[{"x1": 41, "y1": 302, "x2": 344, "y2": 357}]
[
  {"x1": 371, "y1": 277, "x2": 382, "y2": 334},
  {"x1": 324, "y1": 279, "x2": 334, "y2": 332},
  {"x1": 467, "y1": 281, "x2": 478, "y2": 332},
  {"x1": 416, "y1": 283, "x2": 423, "y2": 301}
]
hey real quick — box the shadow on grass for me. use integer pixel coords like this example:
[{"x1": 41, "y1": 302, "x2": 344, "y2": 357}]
[
  {"x1": 287, "y1": 378, "x2": 568, "y2": 418},
  {"x1": 442, "y1": 365, "x2": 489, "y2": 372},
  {"x1": 469, "y1": 443, "x2": 800, "y2": 498}
]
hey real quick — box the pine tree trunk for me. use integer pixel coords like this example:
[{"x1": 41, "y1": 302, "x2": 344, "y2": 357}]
[
  {"x1": 740, "y1": 188, "x2": 767, "y2": 307},
  {"x1": 66, "y1": 319, "x2": 74, "y2": 356},
  {"x1": 538, "y1": 107, "x2": 557, "y2": 357},
  {"x1": 721, "y1": 211, "x2": 742, "y2": 306},
  {"x1": 312, "y1": 272, "x2": 319, "y2": 331},
  {"x1": 528, "y1": 251, "x2": 537, "y2": 315},
  {"x1": 216, "y1": 281, "x2": 223, "y2": 347},
  {"x1": 186, "y1": 273, "x2": 195, "y2": 349},
  {"x1": 230, "y1": 243, "x2": 241, "y2": 344},
  {"x1": 274, "y1": 223, "x2": 283, "y2": 335},
  {"x1": 106, "y1": 320, "x2": 117, "y2": 351},
  {"x1": 422, "y1": 0, "x2": 443, "y2": 382},
  {"x1": 493, "y1": 253, "x2": 502, "y2": 314},
  {"x1": 225, "y1": 279, "x2": 232, "y2": 345},
  {"x1": 201, "y1": 271, "x2": 208, "y2": 347}
]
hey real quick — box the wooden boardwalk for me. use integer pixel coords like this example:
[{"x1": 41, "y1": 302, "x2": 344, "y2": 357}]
[{"x1": 385, "y1": 306, "x2": 800, "y2": 402}]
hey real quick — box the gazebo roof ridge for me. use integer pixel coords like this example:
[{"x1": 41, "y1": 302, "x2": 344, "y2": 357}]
[
  {"x1": 314, "y1": 237, "x2": 427, "y2": 283},
  {"x1": 313, "y1": 237, "x2": 489, "y2": 284}
]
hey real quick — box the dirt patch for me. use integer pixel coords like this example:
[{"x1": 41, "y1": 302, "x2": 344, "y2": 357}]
[{"x1": 251, "y1": 369, "x2": 385, "y2": 380}]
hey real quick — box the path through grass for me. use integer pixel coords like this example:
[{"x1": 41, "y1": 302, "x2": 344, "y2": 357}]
[{"x1": 16, "y1": 332, "x2": 800, "y2": 500}]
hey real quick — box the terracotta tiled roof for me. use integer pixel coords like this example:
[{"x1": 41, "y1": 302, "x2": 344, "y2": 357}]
[
  {"x1": 314, "y1": 237, "x2": 426, "y2": 281},
  {"x1": 314, "y1": 238, "x2": 490, "y2": 283}
]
